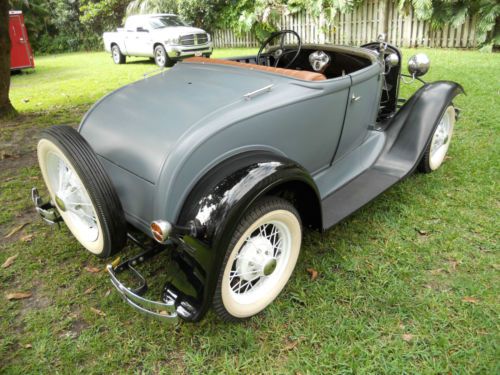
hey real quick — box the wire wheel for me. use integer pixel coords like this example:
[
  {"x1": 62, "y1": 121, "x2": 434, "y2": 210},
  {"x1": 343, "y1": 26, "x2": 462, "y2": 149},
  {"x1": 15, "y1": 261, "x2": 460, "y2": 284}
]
[
  {"x1": 419, "y1": 105, "x2": 456, "y2": 173},
  {"x1": 37, "y1": 126, "x2": 127, "y2": 257},
  {"x1": 214, "y1": 197, "x2": 302, "y2": 321}
]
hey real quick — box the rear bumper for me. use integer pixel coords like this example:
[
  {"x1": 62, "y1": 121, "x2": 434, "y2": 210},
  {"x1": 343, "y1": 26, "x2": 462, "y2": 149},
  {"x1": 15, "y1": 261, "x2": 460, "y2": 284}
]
[
  {"x1": 31, "y1": 187, "x2": 200, "y2": 322},
  {"x1": 107, "y1": 263, "x2": 178, "y2": 321}
]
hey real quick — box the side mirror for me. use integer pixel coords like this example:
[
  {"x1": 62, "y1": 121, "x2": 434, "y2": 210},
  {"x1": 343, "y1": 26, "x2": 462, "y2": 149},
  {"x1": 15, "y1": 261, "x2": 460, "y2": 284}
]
[
  {"x1": 136, "y1": 27, "x2": 149, "y2": 33},
  {"x1": 408, "y1": 53, "x2": 430, "y2": 77}
]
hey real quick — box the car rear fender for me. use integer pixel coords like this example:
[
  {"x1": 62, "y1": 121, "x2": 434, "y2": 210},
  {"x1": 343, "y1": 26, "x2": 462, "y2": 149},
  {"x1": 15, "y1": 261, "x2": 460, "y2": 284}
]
[{"x1": 173, "y1": 151, "x2": 321, "y2": 320}]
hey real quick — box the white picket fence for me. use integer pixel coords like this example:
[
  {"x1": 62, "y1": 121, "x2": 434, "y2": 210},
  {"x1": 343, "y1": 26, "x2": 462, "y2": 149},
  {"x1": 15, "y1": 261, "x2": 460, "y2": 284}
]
[{"x1": 213, "y1": 0, "x2": 478, "y2": 48}]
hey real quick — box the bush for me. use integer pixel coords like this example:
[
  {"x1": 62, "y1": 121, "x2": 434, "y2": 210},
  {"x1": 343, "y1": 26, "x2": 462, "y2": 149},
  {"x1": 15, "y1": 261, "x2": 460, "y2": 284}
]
[{"x1": 34, "y1": 33, "x2": 103, "y2": 55}]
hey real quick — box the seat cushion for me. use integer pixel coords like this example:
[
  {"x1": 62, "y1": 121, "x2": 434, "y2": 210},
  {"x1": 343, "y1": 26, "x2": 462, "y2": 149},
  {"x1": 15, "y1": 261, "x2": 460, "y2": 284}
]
[{"x1": 184, "y1": 57, "x2": 326, "y2": 81}]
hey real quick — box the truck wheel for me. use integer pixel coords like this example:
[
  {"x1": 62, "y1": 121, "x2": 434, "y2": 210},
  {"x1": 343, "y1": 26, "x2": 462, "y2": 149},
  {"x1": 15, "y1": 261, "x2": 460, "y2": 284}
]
[
  {"x1": 111, "y1": 45, "x2": 126, "y2": 64},
  {"x1": 213, "y1": 197, "x2": 302, "y2": 321},
  {"x1": 154, "y1": 45, "x2": 171, "y2": 68},
  {"x1": 37, "y1": 126, "x2": 127, "y2": 258},
  {"x1": 418, "y1": 105, "x2": 456, "y2": 173}
]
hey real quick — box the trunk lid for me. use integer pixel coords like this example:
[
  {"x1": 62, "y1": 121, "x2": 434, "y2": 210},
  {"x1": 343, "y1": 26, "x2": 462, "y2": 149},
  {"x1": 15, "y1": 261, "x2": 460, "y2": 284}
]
[{"x1": 79, "y1": 62, "x2": 274, "y2": 183}]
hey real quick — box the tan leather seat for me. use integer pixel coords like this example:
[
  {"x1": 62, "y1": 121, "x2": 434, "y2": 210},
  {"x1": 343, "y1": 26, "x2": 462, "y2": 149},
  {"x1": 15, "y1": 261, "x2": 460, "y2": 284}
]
[{"x1": 184, "y1": 57, "x2": 326, "y2": 82}]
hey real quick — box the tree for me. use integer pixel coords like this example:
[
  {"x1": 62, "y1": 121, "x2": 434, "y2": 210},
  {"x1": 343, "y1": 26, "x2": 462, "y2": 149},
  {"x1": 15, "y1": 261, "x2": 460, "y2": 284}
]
[
  {"x1": 0, "y1": 1, "x2": 16, "y2": 118},
  {"x1": 399, "y1": 0, "x2": 499, "y2": 49},
  {"x1": 80, "y1": 0, "x2": 130, "y2": 34}
]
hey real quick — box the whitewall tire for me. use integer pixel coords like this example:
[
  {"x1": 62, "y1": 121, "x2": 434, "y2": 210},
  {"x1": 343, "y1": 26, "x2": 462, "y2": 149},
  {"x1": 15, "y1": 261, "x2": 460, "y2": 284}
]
[
  {"x1": 213, "y1": 197, "x2": 302, "y2": 321},
  {"x1": 419, "y1": 105, "x2": 456, "y2": 173},
  {"x1": 37, "y1": 126, "x2": 127, "y2": 257}
]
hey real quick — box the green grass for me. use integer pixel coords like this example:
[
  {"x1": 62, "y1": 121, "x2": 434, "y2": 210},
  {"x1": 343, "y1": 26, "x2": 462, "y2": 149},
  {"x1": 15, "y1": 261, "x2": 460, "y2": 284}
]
[{"x1": 1, "y1": 48, "x2": 499, "y2": 374}]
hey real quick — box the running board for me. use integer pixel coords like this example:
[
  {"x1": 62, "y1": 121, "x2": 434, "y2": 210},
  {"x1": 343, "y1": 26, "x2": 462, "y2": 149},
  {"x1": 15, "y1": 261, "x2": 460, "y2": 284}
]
[
  {"x1": 322, "y1": 168, "x2": 398, "y2": 227},
  {"x1": 321, "y1": 81, "x2": 463, "y2": 229}
]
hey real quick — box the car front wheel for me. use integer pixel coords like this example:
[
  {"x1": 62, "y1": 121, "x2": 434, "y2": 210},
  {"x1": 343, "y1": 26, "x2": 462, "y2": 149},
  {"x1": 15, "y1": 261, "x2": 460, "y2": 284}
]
[
  {"x1": 111, "y1": 45, "x2": 126, "y2": 64},
  {"x1": 154, "y1": 45, "x2": 171, "y2": 68},
  {"x1": 213, "y1": 197, "x2": 302, "y2": 321},
  {"x1": 418, "y1": 105, "x2": 456, "y2": 173}
]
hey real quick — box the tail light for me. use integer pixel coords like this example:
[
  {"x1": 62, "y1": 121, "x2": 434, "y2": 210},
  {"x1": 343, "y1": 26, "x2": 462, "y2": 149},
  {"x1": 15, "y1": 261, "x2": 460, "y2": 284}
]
[{"x1": 150, "y1": 220, "x2": 172, "y2": 243}]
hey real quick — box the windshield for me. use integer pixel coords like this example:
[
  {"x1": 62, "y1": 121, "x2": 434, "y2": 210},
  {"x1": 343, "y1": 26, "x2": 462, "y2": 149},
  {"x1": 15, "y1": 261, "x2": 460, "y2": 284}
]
[{"x1": 149, "y1": 16, "x2": 188, "y2": 29}]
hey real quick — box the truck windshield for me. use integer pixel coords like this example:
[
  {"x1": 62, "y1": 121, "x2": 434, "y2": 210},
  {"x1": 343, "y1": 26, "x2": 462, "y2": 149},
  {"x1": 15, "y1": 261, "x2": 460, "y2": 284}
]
[{"x1": 150, "y1": 16, "x2": 187, "y2": 29}]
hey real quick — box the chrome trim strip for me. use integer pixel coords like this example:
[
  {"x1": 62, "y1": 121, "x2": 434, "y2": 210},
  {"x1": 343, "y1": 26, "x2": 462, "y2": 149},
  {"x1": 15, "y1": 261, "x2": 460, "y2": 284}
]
[{"x1": 243, "y1": 84, "x2": 274, "y2": 101}]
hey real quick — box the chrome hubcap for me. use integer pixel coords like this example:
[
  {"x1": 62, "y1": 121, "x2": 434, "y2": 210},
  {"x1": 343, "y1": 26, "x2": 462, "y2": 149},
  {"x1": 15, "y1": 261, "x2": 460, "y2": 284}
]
[
  {"x1": 156, "y1": 49, "x2": 165, "y2": 66},
  {"x1": 54, "y1": 195, "x2": 66, "y2": 212},
  {"x1": 263, "y1": 258, "x2": 277, "y2": 276}
]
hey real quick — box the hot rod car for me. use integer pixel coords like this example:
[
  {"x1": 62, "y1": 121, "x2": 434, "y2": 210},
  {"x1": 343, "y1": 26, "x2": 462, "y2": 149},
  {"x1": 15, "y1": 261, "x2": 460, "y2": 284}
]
[{"x1": 33, "y1": 31, "x2": 463, "y2": 322}]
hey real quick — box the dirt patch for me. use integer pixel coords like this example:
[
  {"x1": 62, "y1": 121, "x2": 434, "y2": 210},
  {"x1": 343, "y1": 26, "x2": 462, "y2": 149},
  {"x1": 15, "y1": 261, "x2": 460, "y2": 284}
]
[
  {"x1": 0, "y1": 151, "x2": 37, "y2": 175},
  {"x1": 1, "y1": 208, "x2": 39, "y2": 243}
]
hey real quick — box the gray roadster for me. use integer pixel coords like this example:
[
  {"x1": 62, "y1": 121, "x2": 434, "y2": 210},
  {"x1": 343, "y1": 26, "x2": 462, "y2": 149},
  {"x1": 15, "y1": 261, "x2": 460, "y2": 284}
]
[{"x1": 33, "y1": 31, "x2": 463, "y2": 322}]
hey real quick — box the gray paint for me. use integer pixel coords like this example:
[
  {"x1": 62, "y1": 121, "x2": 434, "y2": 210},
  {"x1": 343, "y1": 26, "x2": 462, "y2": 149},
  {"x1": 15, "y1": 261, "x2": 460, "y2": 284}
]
[{"x1": 79, "y1": 50, "x2": 382, "y2": 232}]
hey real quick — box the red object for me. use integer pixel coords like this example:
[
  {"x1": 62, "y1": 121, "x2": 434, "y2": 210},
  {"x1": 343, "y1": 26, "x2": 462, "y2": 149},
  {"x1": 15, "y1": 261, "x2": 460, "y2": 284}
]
[{"x1": 9, "y1": 10, "x2": 35, "y2": 70}]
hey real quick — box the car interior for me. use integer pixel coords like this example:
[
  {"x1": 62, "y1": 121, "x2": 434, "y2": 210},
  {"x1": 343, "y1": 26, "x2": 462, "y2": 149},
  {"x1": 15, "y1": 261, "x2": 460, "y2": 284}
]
[{"x1": 185, "y1": 30, "x2": 377, "y2": 82}]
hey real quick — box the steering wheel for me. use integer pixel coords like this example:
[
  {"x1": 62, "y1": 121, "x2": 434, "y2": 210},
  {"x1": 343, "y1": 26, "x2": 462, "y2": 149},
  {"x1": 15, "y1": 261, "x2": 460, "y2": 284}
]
[{"x1": 257, "y1": 30, "x2": 302, "y2": 69}]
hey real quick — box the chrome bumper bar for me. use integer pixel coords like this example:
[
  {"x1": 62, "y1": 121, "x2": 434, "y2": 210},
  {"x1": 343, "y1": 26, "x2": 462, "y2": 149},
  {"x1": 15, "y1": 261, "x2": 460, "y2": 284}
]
[
  {"x1": 106, "y1": 264, "x2": 178, "y2": 321},
  {"x1": 32, "y1": 187, "x2": 181, "y2": 321},
  {"x1": 31, "y1": 187, "x2": 62, "y2": 225}
]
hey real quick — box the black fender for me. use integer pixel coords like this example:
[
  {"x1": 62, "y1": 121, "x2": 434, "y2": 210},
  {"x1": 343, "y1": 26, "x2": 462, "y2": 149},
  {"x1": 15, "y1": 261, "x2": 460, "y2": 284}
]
[
  {"x1": 321, "y1": 80, "x2": 464, "y2": 228},
  {"x1": 375, "y1": 80, "x2": 464, "y2": 177},
  {"x1": 170, "y1": 151, "x2": 321, "y2": 321}
]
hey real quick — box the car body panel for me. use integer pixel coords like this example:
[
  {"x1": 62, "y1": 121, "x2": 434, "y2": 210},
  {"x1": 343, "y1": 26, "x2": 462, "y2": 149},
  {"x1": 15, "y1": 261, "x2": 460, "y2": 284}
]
[{"x1": 80, "y1": 61, "x2": 358, "y2": 231}]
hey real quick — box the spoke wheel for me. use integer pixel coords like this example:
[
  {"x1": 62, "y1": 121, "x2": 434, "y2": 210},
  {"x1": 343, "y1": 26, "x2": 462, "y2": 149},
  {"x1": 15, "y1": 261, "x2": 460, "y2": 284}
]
[
  {"x1": 419, "y1": 105, "x2": 456, "y2": 173},
  {"x1": 37, "y1": 126, "x2": 127, "y2": 257},
  {"x1": 214, "y1": 197, "x2": 302, "y2": 321}
]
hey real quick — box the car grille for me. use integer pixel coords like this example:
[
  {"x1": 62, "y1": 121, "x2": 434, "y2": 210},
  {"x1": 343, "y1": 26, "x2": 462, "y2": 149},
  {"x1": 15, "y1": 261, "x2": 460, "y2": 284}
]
[{"x1": 179, "y1": 33, "x2": 208, "y2": 46}]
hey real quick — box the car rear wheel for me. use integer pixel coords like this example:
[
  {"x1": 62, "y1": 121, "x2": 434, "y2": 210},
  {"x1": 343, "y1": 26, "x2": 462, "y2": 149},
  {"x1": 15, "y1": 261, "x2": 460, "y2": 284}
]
[
  {"x1": 213, "y1": 197, "x2": 302, "y2": 321},
  {"x1": 154, "y1": 45, "x2": 171, "y2": 68},
  {"x1": 418, "y1": 105, "x2": 456, "y2": 173},
  {"x1": 111, "y1": 45, "x2": 126, "y2": 64},
  {"x1": 37, "y1": 126, "x2": 127, "y2": 258}
]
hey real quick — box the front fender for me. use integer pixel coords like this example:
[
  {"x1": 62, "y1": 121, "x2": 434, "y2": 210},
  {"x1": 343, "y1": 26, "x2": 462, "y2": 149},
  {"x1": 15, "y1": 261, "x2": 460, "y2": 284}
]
[
  {"x1": 375, "y1": 80, "x2": 464, "y2": 177},
  {"x1": 172, "y1": 152, "x2": 320, "y2": 320}
]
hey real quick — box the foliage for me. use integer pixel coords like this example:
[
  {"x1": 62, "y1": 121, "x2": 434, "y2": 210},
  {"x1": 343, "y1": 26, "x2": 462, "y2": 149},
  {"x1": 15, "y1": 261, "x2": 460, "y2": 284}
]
[
  {"x1": 125, "y1": 0, "x2": 233, "y2": 34},
  {"x1": 399, "y1": 0, "x2": 499, "y2": 48},
  {"x1": 79, "y1": 0, "x2": 130, "y2": 33},
  {"x1": 126, "y1": 0, "x2": 178, "y2": 15}
]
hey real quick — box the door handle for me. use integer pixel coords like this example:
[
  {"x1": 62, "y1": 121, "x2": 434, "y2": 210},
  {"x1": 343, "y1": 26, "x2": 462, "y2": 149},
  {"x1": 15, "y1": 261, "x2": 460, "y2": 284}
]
[{"x1": 351, "y1": 94, "x2": 361, "y2": 102}]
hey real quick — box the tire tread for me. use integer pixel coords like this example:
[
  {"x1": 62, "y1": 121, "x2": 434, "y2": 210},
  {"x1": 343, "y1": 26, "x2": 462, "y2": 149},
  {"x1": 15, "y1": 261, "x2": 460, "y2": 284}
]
[{"x1": 40, "y1": 125, "x2": 127, "y2": 257}]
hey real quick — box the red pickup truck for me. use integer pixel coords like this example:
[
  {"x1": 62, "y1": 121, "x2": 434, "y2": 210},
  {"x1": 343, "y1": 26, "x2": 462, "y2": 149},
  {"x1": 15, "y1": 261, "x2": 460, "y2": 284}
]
[{"x1": 9, "y1": 10, "x2": 35, "y2": 71}]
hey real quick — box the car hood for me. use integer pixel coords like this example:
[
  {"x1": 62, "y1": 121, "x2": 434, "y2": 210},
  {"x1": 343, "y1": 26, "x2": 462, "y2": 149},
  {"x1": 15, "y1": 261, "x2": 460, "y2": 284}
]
[
  {"x1": 152, "y1": 26, "x2": 207, "y2": 39},
  {"x1": 78, "y1": 62, "x2": 276, "y2": 183}
]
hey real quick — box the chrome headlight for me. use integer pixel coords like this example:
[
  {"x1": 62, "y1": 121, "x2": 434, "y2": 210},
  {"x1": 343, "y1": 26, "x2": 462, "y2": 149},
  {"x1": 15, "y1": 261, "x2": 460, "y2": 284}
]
[
  {"x1": 408, "y1": 53, "x2": 430, "y2": 77},
  {"x1": 207, "y1": 33, "x2": 211, "y2": 42},
  {"x1": 385, "y1": 53, "x2": 399, "y2": 68}
]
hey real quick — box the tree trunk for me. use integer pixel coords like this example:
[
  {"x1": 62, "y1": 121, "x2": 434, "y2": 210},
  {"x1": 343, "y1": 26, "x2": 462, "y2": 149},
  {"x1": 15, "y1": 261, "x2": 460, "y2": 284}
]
[{"x1": 0, "y1": 2, "x2": 17, "y2": 119}]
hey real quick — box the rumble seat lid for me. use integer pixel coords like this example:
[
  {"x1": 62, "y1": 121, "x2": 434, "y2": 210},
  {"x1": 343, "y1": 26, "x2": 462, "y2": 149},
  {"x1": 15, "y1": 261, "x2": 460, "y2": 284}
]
[{"x1": 184, "y1": 57, "x2": 327, "y2": 82}]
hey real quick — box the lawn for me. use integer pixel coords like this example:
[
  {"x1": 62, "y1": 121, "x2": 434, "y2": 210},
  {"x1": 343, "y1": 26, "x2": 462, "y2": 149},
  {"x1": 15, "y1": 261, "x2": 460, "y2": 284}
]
[{"x1": 1, "y1": 48, "x2": 499, "y2": 374}]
